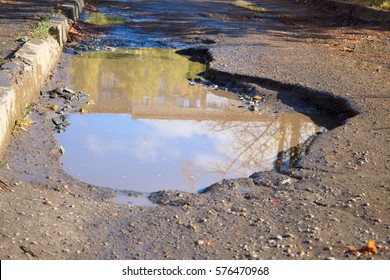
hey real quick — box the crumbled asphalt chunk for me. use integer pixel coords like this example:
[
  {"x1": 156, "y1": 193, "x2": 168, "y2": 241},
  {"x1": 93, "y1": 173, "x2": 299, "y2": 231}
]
[{"x1": 250, "y1": 171, "x2": 293, "y2": 187}]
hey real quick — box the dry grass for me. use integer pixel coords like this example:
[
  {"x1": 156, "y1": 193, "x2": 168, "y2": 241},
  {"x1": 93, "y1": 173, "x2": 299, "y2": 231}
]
[
  {"x1": 232, "y1": 0, "x2": 267, "y2": 12},
  {"x1": 381, "y1": 1, "x2": 390, "y2": 9},
  {"x1": 345, "y1": 0, "x2": 390, "y2": 9},
  {"x1": 13, "y1": 103, "x2": 34, "y2": 132}
]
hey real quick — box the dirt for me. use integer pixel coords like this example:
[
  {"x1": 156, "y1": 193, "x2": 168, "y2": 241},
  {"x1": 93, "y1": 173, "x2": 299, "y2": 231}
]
[{"x1": 1, "y1": 0, "x2": 390, "y2": 260}]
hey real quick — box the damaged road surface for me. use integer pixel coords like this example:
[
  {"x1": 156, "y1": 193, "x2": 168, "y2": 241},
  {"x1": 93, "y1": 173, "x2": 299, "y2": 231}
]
[{"x1": 1, "y1": 0, "x2": 390, "y2": 260}]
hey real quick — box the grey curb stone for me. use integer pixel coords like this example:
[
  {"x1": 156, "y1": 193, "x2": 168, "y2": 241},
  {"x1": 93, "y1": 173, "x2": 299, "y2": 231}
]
[
  {"x1": 0, "y1": 38, "x2": 61, "y2": 155},
  {"x1": 61, "y1": 4, "x2": 79, "y2": 21},
  {"x1": 49, "y1": 16, "x2": 69, "y2": 48},
  {"x1": 0, "y1": 0, "x2": 84, "y2": 156},
  {"x1": 61, "y1": 0, "x2": 85, "y2": 21}
]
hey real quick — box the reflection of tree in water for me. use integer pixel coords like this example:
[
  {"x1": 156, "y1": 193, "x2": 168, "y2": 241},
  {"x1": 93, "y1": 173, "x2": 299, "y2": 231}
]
[
  {"x1": 275, "y1": 121, "x2": 322, "y2": 171},
  {"x1": 199, "y1": 114, "x2": 319, "y2": 178},
  {"x1": 180, "y1": 160, "x2": 203, "y2": 191}
]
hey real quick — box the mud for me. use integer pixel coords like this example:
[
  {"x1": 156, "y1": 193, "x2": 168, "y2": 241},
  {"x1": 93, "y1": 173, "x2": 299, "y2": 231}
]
[{"x1": 1, "y1": 0, "x2": 390, "y2": 260}]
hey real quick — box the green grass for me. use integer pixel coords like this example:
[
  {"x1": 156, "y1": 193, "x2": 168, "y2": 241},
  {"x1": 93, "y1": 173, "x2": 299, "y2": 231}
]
[
  {"x1": 0, "y1": 161, "x2": 9, "y2": 170},
  {"x1": 30, "y1": 19, "x2": 51, "y2": 40},
  {"x1": 0, "y1": 59, "x2": 9, "y2": 68},
  {"x1": 231, "y1": 0, "x2": 267, "y2": 12}
]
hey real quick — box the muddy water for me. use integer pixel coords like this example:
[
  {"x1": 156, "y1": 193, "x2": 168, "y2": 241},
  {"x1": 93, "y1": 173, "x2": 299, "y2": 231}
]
[{"x1": 56, "y1": 49, "x2": 324, "y2": 196}]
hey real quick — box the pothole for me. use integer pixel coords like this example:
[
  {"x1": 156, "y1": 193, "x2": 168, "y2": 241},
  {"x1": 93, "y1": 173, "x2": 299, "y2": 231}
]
[{"x1": 54, "y1": 48, "x2": 335, "y2": 205}]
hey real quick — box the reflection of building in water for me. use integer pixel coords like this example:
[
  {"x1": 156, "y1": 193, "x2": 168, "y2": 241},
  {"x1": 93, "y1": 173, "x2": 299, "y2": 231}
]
[
  {"x1": 85, "y1": 68, "x2": 133, "y2": 113},
  {"x1": 69, "y1": 49, "x2": 241, "y2": 120},
  {"x1": 205, "y1": 92, "x2": 232, "y2": 111}
]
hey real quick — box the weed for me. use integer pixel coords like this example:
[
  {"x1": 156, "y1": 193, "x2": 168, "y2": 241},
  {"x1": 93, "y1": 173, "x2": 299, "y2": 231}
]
[
  {"x1": 16, "y1": 35, "x2": 29, "y2": 43},
  {"x1": 13, "y1": 103, "x2": 35, "y2": 132},
  {"x1": 232, "y1": 0, "x2": 267, "y2": 12},
  {"x1": 0, "y1": 59, "x2": 9, "y2": 68},
  {"x1": 30, "y1": 19, "x2": 51, "y2": 40},
  {"x1": 0, "y1": 161, "x2": 9, "y2": 170}
]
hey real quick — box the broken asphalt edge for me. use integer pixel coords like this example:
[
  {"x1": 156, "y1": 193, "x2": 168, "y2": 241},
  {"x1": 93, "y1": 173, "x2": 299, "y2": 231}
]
[{"x1": 0, "y1": 0, "x2": 84, "y2": 156}]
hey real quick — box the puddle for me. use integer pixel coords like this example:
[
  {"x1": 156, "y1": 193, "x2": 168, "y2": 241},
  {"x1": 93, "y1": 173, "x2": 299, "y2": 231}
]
[
  {"x1": 56, "y1": 48, "x2": 327, "y2": 197},
  {"x1": 113, "y1": 192, "x2": 158, "y2": 207}
]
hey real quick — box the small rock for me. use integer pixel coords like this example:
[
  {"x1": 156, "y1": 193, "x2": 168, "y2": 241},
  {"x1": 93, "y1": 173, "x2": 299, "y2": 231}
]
[
  {"x1": 248, "y1": 251, "x2": 258, "y2": 259},
  {"x1": 52, "y1": 117, "x2": 62, "y2": 126},
  {"x1": 196, "y1": 239, "x2": 205, "y2": 246},
  {"x1": 62, "y1": 119, "x2": 71, "y2": 127},
  {"x1": 314, "y1": 199, "x2": 328, "y2": 207},
  {"x1": 63, "y1": 88, "x2": 76, "y2": 94},
  {"x1": 271, "y1": 235, "x2": 283, "y2": 241},
  {"x1": 187, "y1": 222, "x2": 196, "y2": 230},
  {"x1": 283, "y1": 233, "x2": 295, "y2": 239}
]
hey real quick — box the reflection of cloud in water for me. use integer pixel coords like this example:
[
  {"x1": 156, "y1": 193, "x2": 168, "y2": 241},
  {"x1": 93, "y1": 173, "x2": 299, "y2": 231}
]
[
  {"x1": 131, "y1": 136, "x2": 160, "y2": 162},
  {"x1": 86, "y1": 133, "x2": 126, "y2": 156},
  {"x1": 140, "y1": 119, "x2": 197, "y2": 139},
  {"x1": 132, "y1": 119, "x2": 292, "y2": 175}
]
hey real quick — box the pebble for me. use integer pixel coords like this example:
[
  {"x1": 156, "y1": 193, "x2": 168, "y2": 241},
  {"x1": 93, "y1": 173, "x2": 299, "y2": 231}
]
[
  {"x1": 196, "y1": 240, "x2": 205, "y2": 246},
  {"x1": 283, "y1": 233, "x2": 295, "y2": 239},
  {"x1": 271, "y1": 235, "x2": 283, "y2": 241},
  {"x1": 261, "y1": 246, "x2": 270, "y2": 251},
  {"x1": 248, "y1": 252, "x2": 258, "y2": 259},
  {"x1": 187, "y1": 222, "x2": 196, "y2": 230}
]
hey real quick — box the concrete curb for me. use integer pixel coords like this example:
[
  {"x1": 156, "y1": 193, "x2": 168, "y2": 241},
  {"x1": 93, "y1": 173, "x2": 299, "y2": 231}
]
[
  {"x1": 0, "y1": 0, "x2": 84, "y2": 156},
  {"x1": 60, "y1": 0, "x2": 85, "y2": 22},
  {"x1": 312, "y1": 0, "x2": 390, "y2": 23}
]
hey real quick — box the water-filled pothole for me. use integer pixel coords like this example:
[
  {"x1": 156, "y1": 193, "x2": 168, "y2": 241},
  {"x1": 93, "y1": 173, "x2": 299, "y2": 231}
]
[{"x1": 56, "y1": 48, "x2": 330, "y2": 204}]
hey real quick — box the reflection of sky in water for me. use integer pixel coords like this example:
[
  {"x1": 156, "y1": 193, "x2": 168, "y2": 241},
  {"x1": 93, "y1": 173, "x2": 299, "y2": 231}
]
[{"x1": 57, "y1": 113, "x2": 318, "y2": 193}]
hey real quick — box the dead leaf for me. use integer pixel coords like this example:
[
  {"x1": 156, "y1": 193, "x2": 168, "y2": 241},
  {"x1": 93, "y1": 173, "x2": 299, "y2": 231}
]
[
  {"x1": 270, "y1": 199, "x2": 282, "y2": 205},
  {"x1": 47, "y1": 104, "x2": 59, "y2": 112},
  {"x1": 111, "y1": 212, "x2": 119, "y2": 217},
  {"x1": 360, "y1": 240, "x2": 378, "y2": 255},
  {"x1": 344, "y1": 240, "x2": 378, "y2": 256}
]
